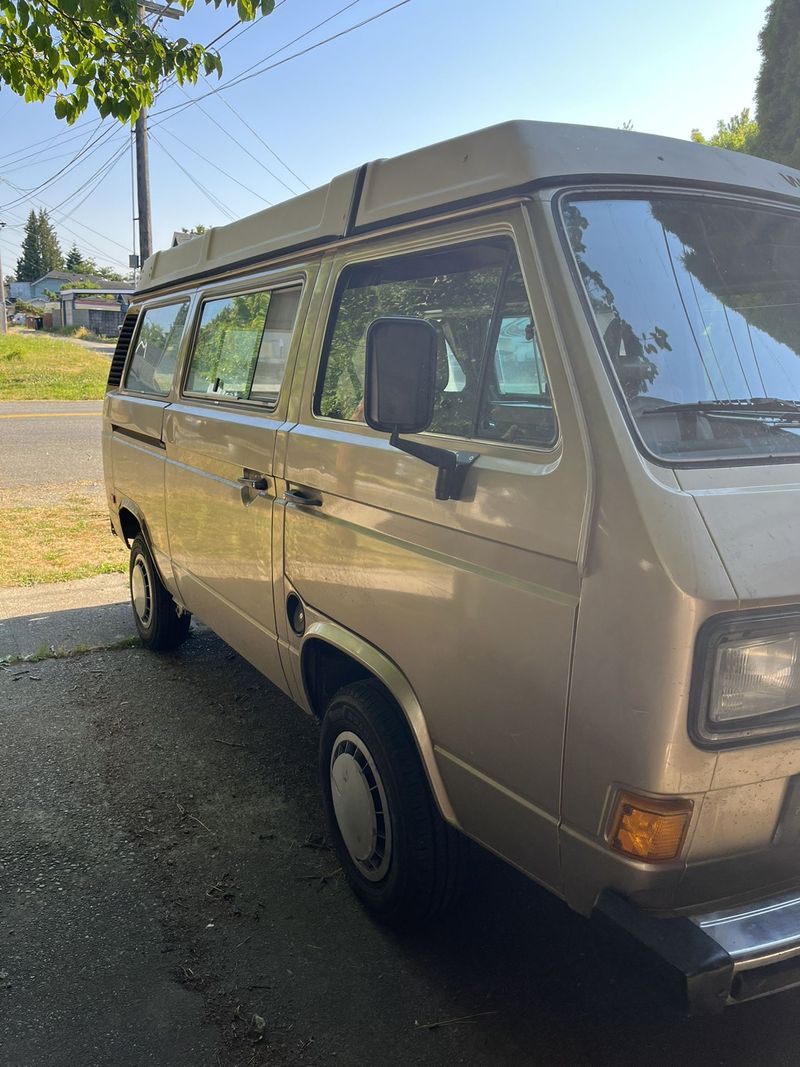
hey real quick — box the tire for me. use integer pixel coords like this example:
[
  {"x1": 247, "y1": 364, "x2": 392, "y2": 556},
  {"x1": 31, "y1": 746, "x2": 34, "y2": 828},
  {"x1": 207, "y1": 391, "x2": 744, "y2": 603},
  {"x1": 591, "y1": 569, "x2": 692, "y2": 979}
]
[
  {"x1": 320, "y1": 679, "x2": 465, "y2": 927},
  {"x1": 129, "y1": 534, "x2": 191, "y2": 651}
]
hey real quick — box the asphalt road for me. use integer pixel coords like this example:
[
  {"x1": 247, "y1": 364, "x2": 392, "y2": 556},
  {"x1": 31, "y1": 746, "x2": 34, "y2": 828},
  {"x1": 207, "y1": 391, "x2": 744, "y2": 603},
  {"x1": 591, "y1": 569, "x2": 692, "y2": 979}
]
[
  {"x1": 0, "y1": 401, "x2": 103, "y2": 491},
  {"x1": 3, "y1": 631, "x2": 800, "y2": 1067}
]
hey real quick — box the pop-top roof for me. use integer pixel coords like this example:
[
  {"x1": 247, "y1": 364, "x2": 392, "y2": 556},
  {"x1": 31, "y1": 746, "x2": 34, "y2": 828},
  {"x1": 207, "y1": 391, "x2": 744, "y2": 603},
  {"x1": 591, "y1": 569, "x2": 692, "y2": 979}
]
[{"x1": 137, "y1": 119, "x2": 800, "y2": 295}]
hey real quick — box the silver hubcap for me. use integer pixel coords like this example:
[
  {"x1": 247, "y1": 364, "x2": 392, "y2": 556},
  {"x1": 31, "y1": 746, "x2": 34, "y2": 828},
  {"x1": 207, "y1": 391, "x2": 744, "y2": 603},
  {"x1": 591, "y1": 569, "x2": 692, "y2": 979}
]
[
  {"x1": 330, "y1": 731, "x2": 392, "y2": 882},
  {"x1": 131, "y1": 556, "x2": 152, "y2": 626}
]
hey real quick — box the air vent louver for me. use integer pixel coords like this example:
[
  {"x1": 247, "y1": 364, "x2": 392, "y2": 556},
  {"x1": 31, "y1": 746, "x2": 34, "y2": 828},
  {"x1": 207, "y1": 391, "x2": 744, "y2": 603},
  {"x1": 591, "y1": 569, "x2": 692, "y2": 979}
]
[{"x1": 106, "y1": 311, "x2": 138, "y2": 390}]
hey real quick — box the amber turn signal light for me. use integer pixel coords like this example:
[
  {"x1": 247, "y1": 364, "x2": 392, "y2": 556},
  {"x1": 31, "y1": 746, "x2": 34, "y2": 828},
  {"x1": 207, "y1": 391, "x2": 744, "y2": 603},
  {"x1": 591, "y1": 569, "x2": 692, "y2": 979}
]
[{"x1": 608, "y1": 791, "x2": 693, "y2": 862}]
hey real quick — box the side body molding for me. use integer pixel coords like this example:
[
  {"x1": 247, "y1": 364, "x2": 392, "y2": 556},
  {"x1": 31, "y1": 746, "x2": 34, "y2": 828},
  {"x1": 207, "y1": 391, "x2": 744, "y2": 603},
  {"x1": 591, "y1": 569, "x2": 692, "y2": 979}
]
[{"x1": 299, "y1": 620, "x2": 458, "y2": 827}]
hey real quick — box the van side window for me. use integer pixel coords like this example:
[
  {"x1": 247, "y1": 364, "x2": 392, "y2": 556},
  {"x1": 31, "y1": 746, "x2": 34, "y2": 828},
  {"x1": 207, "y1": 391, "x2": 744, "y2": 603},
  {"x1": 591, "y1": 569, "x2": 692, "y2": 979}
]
[
  {"x1": 184, "y1": 286, "x2": 301, "y2": 404},
  {"x1": 125, "y1": 302, "x2": 188, "y2": 395},
  {"x1": 316, "y1": 240, "x2": 556, "y2": 447},
  {"x1": 479, "y1": 265, "x2": 557, "y2": 447}
]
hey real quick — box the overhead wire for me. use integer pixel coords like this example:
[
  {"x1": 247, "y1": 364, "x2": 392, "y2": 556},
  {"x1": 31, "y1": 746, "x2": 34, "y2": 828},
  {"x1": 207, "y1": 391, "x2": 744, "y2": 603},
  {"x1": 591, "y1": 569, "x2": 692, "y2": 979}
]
[
  {"x1": 150, "y1": 133, "x2": 238, "y2": 221},
  {"x1": 2, "y1": 0, "x2": 396, "y2": 262},
  {"x1": 151, "y1": 0, "x2": 413, "y2": 118},
  {"x1": 172, "y1": 84, "x2": 300, "y2": 196},
  {"x1": 0, "y1": 122, "x2": 122, "y2": 209},
  {"x1": 154, "y1": 0, "x2": 308, "y2": 195},
  {"x1": 159, "y1": 126, "x2": 273, "y2": 205}
]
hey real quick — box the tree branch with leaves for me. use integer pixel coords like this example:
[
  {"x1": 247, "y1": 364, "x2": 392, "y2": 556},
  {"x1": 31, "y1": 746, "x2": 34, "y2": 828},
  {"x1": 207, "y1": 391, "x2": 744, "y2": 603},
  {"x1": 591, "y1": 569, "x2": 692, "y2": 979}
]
[{"x1": 0, "y1": 0, "x2": 273, "y2": 124}]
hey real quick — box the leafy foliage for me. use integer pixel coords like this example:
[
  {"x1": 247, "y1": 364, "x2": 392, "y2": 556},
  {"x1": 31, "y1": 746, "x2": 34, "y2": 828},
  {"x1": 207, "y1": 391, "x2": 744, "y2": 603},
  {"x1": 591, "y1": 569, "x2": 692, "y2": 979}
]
[
  {"x1": 15, "y1": 209, "x2": 63, "y2": 281},
  {"x1": 756, "y1": 0, "x2": 800, "y2": 168},
  {"x1": 64, "y1": 244, "x2": 125, "y2": 281},
  {"x1": 0, "y1": 0, "x2": 274, "y2": 124},
  {"x1": 691, "y1": 109, "x2": 761, "y2": 155}
]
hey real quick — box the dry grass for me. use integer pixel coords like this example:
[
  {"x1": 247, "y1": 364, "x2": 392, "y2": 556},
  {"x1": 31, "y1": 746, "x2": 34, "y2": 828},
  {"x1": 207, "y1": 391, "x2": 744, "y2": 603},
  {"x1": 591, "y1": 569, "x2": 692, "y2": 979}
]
[
  {"x1": 0, "y1": 330, "x2": 111, "y2": 399},
  {"x1": 0, "y1": 493, "x2": 127, "y2": 586}
]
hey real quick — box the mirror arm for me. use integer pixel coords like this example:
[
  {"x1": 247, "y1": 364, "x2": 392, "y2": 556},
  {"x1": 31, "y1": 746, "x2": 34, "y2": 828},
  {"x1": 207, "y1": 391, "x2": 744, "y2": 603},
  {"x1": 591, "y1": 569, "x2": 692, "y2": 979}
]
[{"x1": 389, "y1": 431, "x2": 479, "y2": 501}]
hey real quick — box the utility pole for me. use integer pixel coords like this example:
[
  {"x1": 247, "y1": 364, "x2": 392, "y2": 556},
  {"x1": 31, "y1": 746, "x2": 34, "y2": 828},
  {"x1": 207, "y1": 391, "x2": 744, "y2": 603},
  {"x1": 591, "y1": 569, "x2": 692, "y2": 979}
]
[
  {"x1": 0, "y1": 220, "x2": 7, "y2": 335},
  {"x1": 135, "y1": 1, "x2": 182, "y2": 265},
  {"x1": 134, "y1": 101, "x2": 153, "y2": 263}
]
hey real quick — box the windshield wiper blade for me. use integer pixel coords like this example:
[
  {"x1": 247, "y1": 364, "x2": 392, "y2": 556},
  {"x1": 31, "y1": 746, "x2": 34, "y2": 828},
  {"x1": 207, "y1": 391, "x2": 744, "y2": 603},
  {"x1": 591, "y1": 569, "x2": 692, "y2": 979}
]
[{"x1": 640, "y1": 397, "x2": 800, "y2": 418}]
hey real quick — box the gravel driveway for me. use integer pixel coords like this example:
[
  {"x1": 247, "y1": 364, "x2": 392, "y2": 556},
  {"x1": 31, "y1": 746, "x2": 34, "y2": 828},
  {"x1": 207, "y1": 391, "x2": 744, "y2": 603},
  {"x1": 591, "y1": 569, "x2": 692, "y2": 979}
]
[{"x1": 3, "y1": 629, "x2": 800, "y2": 1066}]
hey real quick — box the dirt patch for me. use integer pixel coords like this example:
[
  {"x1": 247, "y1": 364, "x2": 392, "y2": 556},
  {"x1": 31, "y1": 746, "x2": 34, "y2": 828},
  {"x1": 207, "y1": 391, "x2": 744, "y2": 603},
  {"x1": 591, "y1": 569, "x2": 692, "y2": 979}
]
[{"x1": 0, "y1": 491, "x2": 126, "y2": 585}]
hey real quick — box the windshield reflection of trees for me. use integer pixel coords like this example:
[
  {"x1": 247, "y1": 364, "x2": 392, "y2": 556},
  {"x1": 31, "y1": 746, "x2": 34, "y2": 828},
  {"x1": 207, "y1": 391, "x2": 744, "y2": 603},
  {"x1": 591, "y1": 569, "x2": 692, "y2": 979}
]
[
  {"x1": 651, "y1": 198, "x2": 800, "y2": 362},
  {"x1": 563, "y1": 203, "x2": 671, "y2": 402}
]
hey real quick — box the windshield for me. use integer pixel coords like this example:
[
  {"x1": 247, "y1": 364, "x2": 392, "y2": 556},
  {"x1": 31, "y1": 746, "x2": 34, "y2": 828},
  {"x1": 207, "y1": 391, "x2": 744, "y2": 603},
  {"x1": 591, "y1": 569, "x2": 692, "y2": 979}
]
[{"x1": 562, "y1": 193, "x2": 800, "y2": 463}]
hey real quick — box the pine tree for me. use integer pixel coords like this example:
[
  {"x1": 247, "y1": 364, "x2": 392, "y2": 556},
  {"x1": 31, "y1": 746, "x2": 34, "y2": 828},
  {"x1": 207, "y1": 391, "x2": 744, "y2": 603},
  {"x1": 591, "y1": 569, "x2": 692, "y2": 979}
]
[
  {"x1": 756, "y1": 1, "x2": 800, "y2": 167},
  {"x1": 15, "y1": 210, "x2": 45, "y2": 282},
  {"x1": 65, "y1": 244, "x2": 83, "y2": 271},
  {"x1": 37, "y1": 210, "x2": 63, "y2": 274}
]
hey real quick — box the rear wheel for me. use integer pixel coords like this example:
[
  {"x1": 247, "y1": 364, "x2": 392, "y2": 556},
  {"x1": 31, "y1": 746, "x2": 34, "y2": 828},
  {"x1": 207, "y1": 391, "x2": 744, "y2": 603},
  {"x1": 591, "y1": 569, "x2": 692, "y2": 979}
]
[
  {"x1": 320, "y1": 679, "x2": 465, "y2": 927},
  {"x1": 129, "y1": 534, "x2": 191, "y2": 651}
]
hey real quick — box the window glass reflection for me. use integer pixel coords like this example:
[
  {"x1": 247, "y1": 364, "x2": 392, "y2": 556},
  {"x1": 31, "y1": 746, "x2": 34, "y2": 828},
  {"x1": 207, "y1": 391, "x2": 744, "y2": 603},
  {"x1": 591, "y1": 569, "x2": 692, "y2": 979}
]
[{"x1": 563, "y1": 196, "x2": 800, "y2": 462}]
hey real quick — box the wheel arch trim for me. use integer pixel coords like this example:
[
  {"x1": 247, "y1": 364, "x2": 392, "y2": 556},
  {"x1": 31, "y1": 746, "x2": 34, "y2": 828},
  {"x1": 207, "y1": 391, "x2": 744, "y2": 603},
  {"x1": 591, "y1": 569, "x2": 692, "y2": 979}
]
[
  {"x1": 115, "y1": 497, "x2": 180, "y2": 605},
  {"x1": 300, "y1": 620, "x2": 459, "y2": 827}
]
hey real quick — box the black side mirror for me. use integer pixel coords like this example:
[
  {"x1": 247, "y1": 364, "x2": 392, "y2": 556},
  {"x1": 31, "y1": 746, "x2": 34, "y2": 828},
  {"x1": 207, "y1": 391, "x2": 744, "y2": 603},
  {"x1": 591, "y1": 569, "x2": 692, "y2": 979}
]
[
  {"x1": 364, "y1": 317, "x2": 437, "y2": 434},
  {"x1": 363, "y1": 316, "x2": 479, "y2": 502}
]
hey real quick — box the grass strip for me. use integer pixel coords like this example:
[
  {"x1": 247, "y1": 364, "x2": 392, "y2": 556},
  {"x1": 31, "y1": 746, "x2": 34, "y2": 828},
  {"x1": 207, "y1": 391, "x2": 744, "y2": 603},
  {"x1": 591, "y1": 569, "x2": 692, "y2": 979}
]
[
  {"x1": 0, "y1": 636, "x2": 141, "y2": 667},
  {"x1": 0, "y1": 331, "x2": 110, "y2": 400}
]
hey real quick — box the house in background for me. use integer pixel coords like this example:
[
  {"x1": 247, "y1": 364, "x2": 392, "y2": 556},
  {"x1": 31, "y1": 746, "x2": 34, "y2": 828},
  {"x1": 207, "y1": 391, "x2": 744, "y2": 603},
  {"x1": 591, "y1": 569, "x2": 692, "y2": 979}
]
[
  {"x1": 11, "y1": 270, "x2": 134, "y2": 302},
  {"x1": 60, "y1": 288, "x2": 132, "y2": 336}
]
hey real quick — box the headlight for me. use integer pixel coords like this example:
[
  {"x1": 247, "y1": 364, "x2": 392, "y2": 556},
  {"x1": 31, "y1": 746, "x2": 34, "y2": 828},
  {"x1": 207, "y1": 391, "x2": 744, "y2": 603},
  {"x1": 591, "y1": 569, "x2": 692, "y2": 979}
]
[{"x1": 691, "y1": 612, "x2": 800, "y2": 747}]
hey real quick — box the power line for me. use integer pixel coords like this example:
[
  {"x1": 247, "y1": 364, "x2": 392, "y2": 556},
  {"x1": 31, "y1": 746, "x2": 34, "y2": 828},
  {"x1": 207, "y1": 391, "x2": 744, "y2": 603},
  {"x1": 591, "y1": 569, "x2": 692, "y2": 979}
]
[
  {"x1": 0, "y1": 122, "x2": 121, "y2": 210},
  {"x1": 172, "y1": 84, "x2": 300, "y2": 196},
  {"x1": 150, "y1": 133, "x2": 238, "y2": 221},
  {"x1": 0, "y1": 117, "x2": 101, "y2": 167},
  {"x1": 197, "y1": 74, "x2": 310, "y2": 190},
  {"x1": 160, "y1": 127, "x2": 273, "y2": 205},
  {"x1": 213, "y1": 0, "x2": 362, "y2": 96},
  {"x1": 152, "y1": 0, "x2": 410, "y2": 119},
  {"x1": 1, "y1": 145, "x2": 134, "y2": 265},
  {"x1": 149, "y1": 0, "x2": 372, "y2": 197}
]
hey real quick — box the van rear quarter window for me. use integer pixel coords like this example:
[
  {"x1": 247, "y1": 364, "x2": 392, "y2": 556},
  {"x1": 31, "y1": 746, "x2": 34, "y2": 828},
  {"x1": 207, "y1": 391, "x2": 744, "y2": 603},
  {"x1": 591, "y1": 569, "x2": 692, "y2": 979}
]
[
  {"x1": 124, "y1": 301, "x2": 188, "y2": 395},
  {"x1": 316, "y1": 238, "x2": 557, "y2": 449},
  {"x1": 562, "y1": 194, "x2": 800, "y2": 464}
]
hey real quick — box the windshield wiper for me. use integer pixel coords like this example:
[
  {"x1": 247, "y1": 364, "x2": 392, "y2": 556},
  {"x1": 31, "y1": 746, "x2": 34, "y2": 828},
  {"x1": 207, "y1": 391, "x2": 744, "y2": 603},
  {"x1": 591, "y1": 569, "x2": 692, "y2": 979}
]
[{"x1": 639, "y1": 397, "x2": 800, "y2": 419}]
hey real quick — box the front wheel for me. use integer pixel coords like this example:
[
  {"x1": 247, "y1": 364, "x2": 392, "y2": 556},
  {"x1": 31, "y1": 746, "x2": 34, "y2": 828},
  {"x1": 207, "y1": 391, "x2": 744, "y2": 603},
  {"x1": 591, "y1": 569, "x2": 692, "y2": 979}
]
[
  {"x1": 320, "y1": 679, "x2": 465, "y2": 927},
  {"x1": 129, "y1": 534, "x2": 191, "y2": 651}
]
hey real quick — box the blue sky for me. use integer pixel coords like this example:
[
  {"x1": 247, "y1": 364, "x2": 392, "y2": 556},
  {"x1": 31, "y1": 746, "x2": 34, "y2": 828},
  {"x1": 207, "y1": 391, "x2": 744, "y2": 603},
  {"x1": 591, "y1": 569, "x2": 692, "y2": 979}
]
[{"x1": 0, "y1": 0, "x2": 767, "y2": 276}]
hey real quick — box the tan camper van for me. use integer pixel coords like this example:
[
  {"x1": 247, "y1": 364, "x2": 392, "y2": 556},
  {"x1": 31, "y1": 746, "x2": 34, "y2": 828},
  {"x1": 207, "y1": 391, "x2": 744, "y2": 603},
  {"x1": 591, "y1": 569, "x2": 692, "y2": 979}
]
[{"x1": 103, "y1": 120, "x2": 800, "y2": 1012}]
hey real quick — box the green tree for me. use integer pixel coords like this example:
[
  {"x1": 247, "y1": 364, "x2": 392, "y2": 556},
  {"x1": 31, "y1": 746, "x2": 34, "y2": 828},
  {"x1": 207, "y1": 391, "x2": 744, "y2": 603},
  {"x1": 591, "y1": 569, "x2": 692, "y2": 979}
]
[
  {"x1": 691, "y1": 109, "x2": 761, "y2": 154},
  {"x1": 15, "y1": 210, "x2": 44, "y2": 282},
  {"x1": 0, "y1": 0, "x2": 273, "y2": 125},
  {"x1": 65, "y1": 244, "x2": 83, "y2": 271},
  {"x1": 63, "y1": 245, "x2": 125, "y2": 282},
  {"x1": 755, "y1": 0, "x2": 800, "y2": 168},
  {"x1": 37, "y1": 210, "x2": 63, "y2": 272}
]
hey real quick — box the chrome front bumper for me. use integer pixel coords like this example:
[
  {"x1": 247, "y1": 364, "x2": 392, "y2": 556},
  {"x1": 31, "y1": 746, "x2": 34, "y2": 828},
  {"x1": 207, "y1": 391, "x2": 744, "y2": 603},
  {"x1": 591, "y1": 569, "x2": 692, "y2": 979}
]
[
  {"x1": 595, "y1": 887, "x2": 800, "y2": 1013},
  {"x1": 694, "y1": 891, "x2": 800, "y2": 1004}
]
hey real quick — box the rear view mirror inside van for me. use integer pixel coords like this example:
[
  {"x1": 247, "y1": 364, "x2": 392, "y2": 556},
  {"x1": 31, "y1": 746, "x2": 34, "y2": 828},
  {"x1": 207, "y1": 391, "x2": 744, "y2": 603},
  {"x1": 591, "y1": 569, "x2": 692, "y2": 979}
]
[
  {"x1": 364, "y1": 317, "x2": 437, "y2": 435},
  {"x1": 364, "y1": 316, "x2": 479, "y2": 501}
]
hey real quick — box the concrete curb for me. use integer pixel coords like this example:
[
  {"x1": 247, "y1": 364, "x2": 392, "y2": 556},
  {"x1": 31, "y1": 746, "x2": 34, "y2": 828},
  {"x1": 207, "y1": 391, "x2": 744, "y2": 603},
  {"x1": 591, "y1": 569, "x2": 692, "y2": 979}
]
[{"x1": 0, "y1": 573, "x2": 135, "y2": 661}]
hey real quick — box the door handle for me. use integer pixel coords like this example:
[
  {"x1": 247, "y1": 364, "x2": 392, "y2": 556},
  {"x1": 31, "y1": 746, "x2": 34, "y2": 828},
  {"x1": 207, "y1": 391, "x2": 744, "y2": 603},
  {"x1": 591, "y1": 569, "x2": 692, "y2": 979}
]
[
  {"x1": 284, "y1": 488, "x2": 322, "y2": 507},
  {"x1": 239, "y1": 473, "x2": 269, "y2": 492}
]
